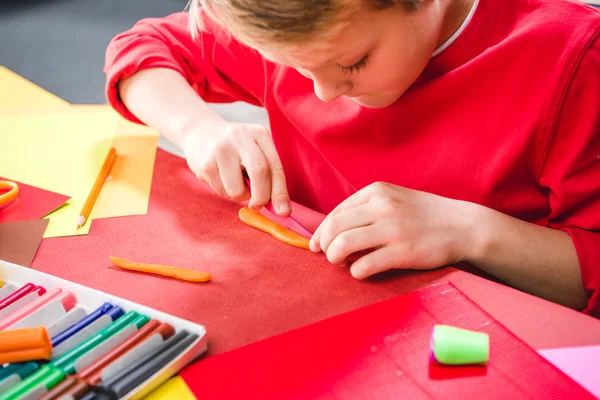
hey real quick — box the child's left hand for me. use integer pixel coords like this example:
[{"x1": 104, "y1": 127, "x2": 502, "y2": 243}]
[{"x1": 309, "y1": 182, "x2": 477, "y2": 279}]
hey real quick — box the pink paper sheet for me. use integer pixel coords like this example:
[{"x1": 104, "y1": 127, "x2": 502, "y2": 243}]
[{"x1": 539, "y1": 345, "x2": 600, "y2": 399}]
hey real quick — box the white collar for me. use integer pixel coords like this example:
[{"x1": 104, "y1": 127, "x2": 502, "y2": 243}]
[{"x1": 432, "y1": 0, "x2": 480, "y2": 58}]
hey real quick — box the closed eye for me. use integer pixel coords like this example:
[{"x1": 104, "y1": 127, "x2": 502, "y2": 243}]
[{"x1": 338, "y1": 53, "x2": 370, "y2": 74}]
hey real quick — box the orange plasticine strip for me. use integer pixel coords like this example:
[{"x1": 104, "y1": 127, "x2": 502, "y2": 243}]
[
  {"x1": 109, "y1": 256, "x2": 211, "y2": 283},
  {"x1": 238, "y1": 207, "x2": 310, "y2": 250}
]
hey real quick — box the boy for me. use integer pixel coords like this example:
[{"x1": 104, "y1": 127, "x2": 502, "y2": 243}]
[{"x1": 105, "y1": 0, "x2": 600, "y2": 315}]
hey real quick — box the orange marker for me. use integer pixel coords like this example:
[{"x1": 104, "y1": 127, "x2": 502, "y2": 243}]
[
  {"x1": 77, "y1": 147, "x2": 117, "y2": 229},
  {"x1": 109, "y1": 256, "x2": 211, "y2": 283},
  {"x1": 0, "y1": 327, "x2": 52, "y2": 363}
]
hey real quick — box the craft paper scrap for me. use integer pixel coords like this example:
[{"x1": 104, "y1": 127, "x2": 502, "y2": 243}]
[
  {"x1": 0, "y1": 219, "x2": 49, "y2": 267},
  {"x1": 145, "y1": 376, "x2": 197, "y2": 400},
  {"x1": 0, "y1": 177, "x2": 70, "y2": 223}
]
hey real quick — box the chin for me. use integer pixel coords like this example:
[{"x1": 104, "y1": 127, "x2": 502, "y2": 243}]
[{"x1": 347, "y1": 94, "x2": 401, "y2": 109}]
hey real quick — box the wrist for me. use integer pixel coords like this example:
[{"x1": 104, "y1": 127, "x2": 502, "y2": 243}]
[
  {"x1": 174, "y1": 115, "x2": 226, "y2": 151},
  {"x1": 458, "y1": 201, "x2": 493, "y2": 265}
]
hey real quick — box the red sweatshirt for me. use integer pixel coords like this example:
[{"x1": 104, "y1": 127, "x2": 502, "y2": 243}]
[{"x1": 105, "y1": 0, "x2": 600, "y2": 315}]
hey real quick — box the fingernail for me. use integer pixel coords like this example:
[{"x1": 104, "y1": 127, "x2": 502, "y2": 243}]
[
  {"x1": 309, "y1": 240, "x2": 320, "y2": 252},
  {"x1": 277, "y1": 202, "x2": 290, "y2": 215}
]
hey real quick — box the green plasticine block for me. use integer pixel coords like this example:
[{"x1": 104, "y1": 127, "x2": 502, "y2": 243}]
[{"x1": 431, "y1": 324, "x2": 489, "y2": 365}]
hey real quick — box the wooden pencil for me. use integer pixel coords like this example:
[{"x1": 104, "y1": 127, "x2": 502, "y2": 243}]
[{"x1": 77, "y1": 147, "x2": 117, "y2": 229}]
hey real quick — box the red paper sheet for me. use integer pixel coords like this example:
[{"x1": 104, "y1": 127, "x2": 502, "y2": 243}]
[
  {"x1": 32, "y1": 149, "x2": 600, "y2": 357},
  {"x1": 181, "y1": 282, "x2": 594, "y2": 399},
  {"x1": 0, "y1": 177, "x2": 69, "y2": 223}
]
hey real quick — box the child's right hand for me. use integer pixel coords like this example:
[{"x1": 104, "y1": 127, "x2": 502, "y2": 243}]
[{"x1": 180, "y1": 120, "x2": 292, "y2": 216}]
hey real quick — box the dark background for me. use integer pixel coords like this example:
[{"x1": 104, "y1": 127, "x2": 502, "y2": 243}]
[{"x1": 0, "y1": 0, "x2": 186, "y2": 103}]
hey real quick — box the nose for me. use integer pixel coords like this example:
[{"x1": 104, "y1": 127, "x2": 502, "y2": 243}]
[{"x1": 312, "y1": 76, "x2": 352, "y2": 102}]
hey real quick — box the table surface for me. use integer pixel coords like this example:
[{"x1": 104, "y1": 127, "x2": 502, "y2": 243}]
[{"x1": 4, "y1": 0, "x2": 600, "y2": 356}]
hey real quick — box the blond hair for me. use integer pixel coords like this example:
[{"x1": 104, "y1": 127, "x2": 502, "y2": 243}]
[{"x1": 188, "y1": 0, "x2": 420, "y2": 47}]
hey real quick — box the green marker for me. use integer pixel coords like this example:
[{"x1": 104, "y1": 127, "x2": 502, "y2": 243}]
[
  {"x1": 51, "y1": 311, "x2": 150, "y2": 374},
  {"x1": 0, "y1": 365, "x2": 64, "y2": 400},
  {"x1": 430, "y1": 325, "x2": 489, "y2": 365}
]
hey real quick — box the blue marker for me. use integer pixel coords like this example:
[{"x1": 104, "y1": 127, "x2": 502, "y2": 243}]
[
  {"x1": 106, "y1": 305, "x2": 125, "y2": 321},
  {"x1": 51, "y1": 303, "x2": 122, "y2": 347}
]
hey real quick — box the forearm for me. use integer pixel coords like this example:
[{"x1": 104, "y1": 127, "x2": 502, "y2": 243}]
[
  {"x1": 118, "y1": 68, "x2": 224, "y2": 148},
  {"x1": 465, "y1": 204, "x2": 588, "y2": 309}
]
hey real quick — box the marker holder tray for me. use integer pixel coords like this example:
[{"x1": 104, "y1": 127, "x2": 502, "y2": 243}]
[{"x1": 0, "y1": 261, "x2": 207, "y2": 399}]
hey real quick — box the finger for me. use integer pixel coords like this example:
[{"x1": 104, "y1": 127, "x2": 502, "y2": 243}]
[
  {"x1": 239, "y1": 141, "x2": 272, "y2": 209},
  {"x1": 255, "y1": 132, "x2": 290, "y2": 216},
  {"x1": 349, "y1": 247, "x2": 401, "y2": 280},
  {"x1": 216, "y1": 145, "x2": 248, "y2": 202},
  {"x1": 199, "y1": 159, "x2": 228, "y2": 198},
  {"x1": 311, "y1": 193, "x2": 371, "y2": 252},
  {"x1": 317, "y1": 203, "x2": 376, "y2": 255},
  {"x1": 325, "y1": 225, "x2": 386, "y2": 265}
]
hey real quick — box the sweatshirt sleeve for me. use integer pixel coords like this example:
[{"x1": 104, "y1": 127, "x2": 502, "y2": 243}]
[
  {"x1": 538, "y1": 33, "x2": 600, "y2": 317},
  {"x1": 104, "y1": 12, "x2": 267, "y2": 123}
]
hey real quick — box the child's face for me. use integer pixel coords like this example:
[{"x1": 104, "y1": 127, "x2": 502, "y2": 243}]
[{"x1": 257, "y1": 5, "x2": 444, "y2": 108}]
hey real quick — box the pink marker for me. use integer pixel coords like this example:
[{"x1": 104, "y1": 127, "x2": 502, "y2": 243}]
[
  {"x1": 0, "y1": 283, "x2": 46, "y2": 311},
  {"x1": 0, "y1": 289, "x2": 76, "y2": 330}
]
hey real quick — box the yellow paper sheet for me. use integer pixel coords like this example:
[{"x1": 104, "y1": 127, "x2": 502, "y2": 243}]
[
  {"x1": 145, "y1": 376, "x2": 197, "y2": 400},
  {"x1": 0, "y1": 68, "x2": 158, "y2": 228},
  {"x1": 0, "y1": 66, "x2": 69, "y2": 109},
  {"x1": 0, "y1": 110, "x2": 118, "y2": 237},
  {"x1": 92, "y1": 115, "x2": 159, "y2": 219}
]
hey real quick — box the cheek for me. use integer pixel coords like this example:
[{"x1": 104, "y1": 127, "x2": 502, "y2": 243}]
[
  {"x1": 363, "y1": 46, "x2": 431, "y2": 92},
  {"x1": 357, "y1": 57, "x2": 409, "y2": 92}
]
